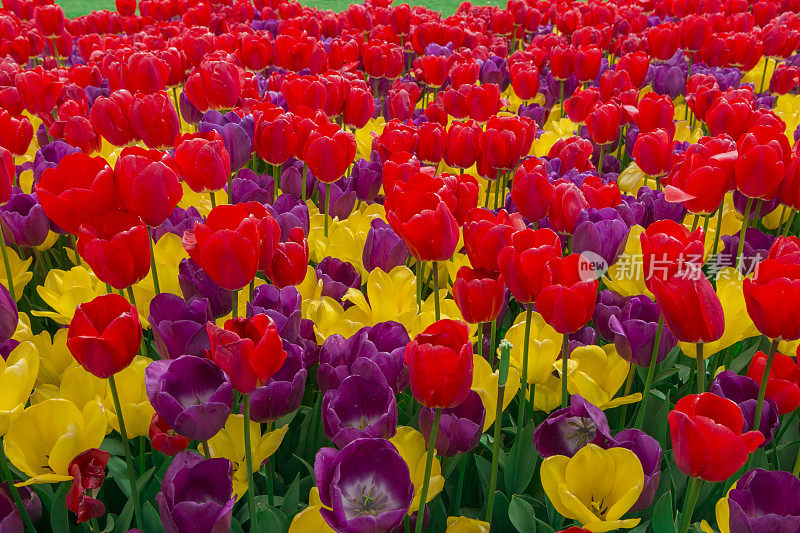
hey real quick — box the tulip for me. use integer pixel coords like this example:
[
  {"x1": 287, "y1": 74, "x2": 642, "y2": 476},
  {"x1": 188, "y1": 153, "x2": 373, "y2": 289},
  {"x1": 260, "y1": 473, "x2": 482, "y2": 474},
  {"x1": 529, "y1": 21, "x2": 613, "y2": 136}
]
[
  {"x1": 0, "y1": 482, "x2": 40, "y2": 532},
  {"x1": 548, "y1": 181, "x2": 589, "y2": 235},
  {"x1": 315, "y1": 438, "x2": 413, "y2": 533},
  {"x1": 265, "y1": 227, "x2": 309, "y2": 289},
  {"x1": 497, "y1": 228, "x2": 562, "y2": 304},
  {"x1": 726, "y1": 469, "x2": 800, "y2": 532},
  {"x1": 67, "y1": 294, "x2": 142, "y2": 379},
  {"x1": 541, "y1": 444, "x2": 643, "y2": 532},
  {"x1": 640, "y1": 220, "x2": 705, "y2": 291},
  {"x1": 710, "y1": 370, "x2": 779, "y2": 445},
  {"x1": 254, "y1": 113, "x2": 296, "y2": 168},
  {"x1": 149, "y1": 414, "x2": 190, "y2": 457},
  {"x1": 571, "y1": 208, "x2": 630, "y2": 269},
  {"x1": 34, "y1": 4, "x2": 65, "y2": 37},
  {"x1": 14, "y1": 67, "x2": 63, "y2": 117},
  {"x1": 452, "y1": 267, "x2": 504, "y2": 327},
  {"x1": 0, "y1": 190, "x2": 49, "y2": 249},
  {"x1": 537, "y1": 254, "x2": 598, "y2": 336},
  {"x1": 267, "y1": 195, "x2": 310, "y2": 241},
  {"x1": 77, "y1": 211, "x2": 151, "y2": 290},
  {"x1": 419, "y1": 390, "x2": 485, "y2": 457},
  {"x1": 248, "y1": 342, "x2": 307, "y2": 423},
  {"x1": 632, "y1": 129, "x2": 673, "y2": 179},
  {"x1": 743, "y1": 255, "x2": 800, "y2": 341},
  {"x1": 89, "y1": 90, "x2": 138, "y2": 148},
  {"x1": 610, "y1": 429, "x2": 662, "y2": 512},
  {"x1": 184, "y1": 60, "x2": 243, "y2": 112},
  {"x1": 606, "y1": 294, "x2": 677, "y2": 367},
  {"x1": 199, "y1": 111, "x2": 255, "y2": 172},
  {"x1": 177, "y1": 258, "x2": 233, "y2": 320},
  {"x1": 532, "y1": 394, "x2": 613, "y2": 458},
  {"x1": 129, "y1": 91, "x2": 179, "y2": 149},
  {"x1": 511, "y1": 158, "x2": 554, "y2": 223},
  {"x1": 746, "y1": 350, "x2": 800, "y2": 415},
  {"x1": 174, "y1": 131, "x2": 231, "y2": 195},
  {"x1": 315, "y1": 257, "x2": 361, "y2": 305},
  {"x1": 65, "y1": 448, "x2": 109, "y2": 524},
  {"x1": 0, "y1": 113, "x2": 32, "y2": 157},
  {"x1": 362, "y1": 219, "x2": 409, "y2": 274},
  {"x1": 156, "y1": 451, "x2": 235, "y2": 533},
  {"x1": 145, "y1": 355, "x2": 233, "y2": 442}
]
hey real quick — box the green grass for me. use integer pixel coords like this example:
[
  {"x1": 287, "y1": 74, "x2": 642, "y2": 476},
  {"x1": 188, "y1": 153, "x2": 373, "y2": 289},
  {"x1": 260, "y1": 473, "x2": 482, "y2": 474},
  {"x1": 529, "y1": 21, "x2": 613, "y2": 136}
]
[{"x1": 58, "y1": 0, "x2": 502, "y2": 19}]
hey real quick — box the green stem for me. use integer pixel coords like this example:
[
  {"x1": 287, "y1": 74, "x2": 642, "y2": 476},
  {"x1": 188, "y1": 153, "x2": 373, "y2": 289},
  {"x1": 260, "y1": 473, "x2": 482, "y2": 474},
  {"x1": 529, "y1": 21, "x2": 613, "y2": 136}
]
[
  {"x1": 172, "y1": 87, "x2": 182, "y2": 126},
  {"x1": 202, "y1": 440, "x2": 211, "y2": 457},
  {"x1": 737, "y1": 197, "x2": 753, "y2": 271},
  {"x1": 493, "y1": 173, "x2": 501, "y2": 210},
  {"x1": 517, "y1": 304, "x2": 533, "y2": 429},
  {"x1": 477, "y1": 322, "x2": 484, "y2": 360},
  {"x1": 0, "y1": 242, "x2": 15, "y2": 301},
  {"x1": 618, "y1": 364, "x2": 636, "y2": 430},
  {"x1": 414, "y1": 408, "x2": 442, "y2": 533},
  {"x1": 266, "y1": 421, "x2": 275, "y2": 507},
  {"x1": 598, "y1": 144, "x2": 605, "y2": 178},
  {"x1": 711, "y1": 203, "x2": 724, "y2": 258},
  {"x1": 634, "y1": 317, "x2": 663, "y2": 429},
  {"x1": 125, "y1": 287, "x2": 146, "y2": 357},
  {"x1": 51, "y1": 37, "x2": 61, "y2": 68},
  {"x1": 485, "y1": 341, "x2": 510, "y2": 523},
  {"x1": 301, "y1": 164, "x2": 307, "y2": 202},
  {"x1": 108, "y1": 374, "x2": 143, "y2": 530},
  {"x1": 0, "y1": 438, "x2": 35, "y2": 532},
  {"x1": 232, "y1": 289, "x2": 239, "y2": 319},
  {"x1": 209, "y1": 192, "x2": 216, "y2": 208},
  {"x1": 753, "y1": 339, "x2": 780, "y2": 438},
  {"x1": 677, "y1": 477, "x2": 703, "y2": 533},
  {"x1": 451, "y1": 453, "x2": 467, "y2": 515},
  {"x1": 489, "y1": 319, "x2": 497, "y2": 363},
  {"x1": 759, "y1": 57, "x2": 770, "y2": 93},
  {"x1": 243, "y1": 395, "x2": 258, "y2": 526},
  {"x1": 793, "y1": 443, "x2": 800, "y2": 476},
  {"x1": 432, "y1": 261, "x2": 440, "y2": 321},
  {"x1": 416, "y1": 261, "x2": 423, "y2": 313},
  {"x1": 273, "y1": 164, "x2": 280, "y2": 203},
  {"x1": 783, "y1": 209, "x2": 796, "y2": 238},
  {"x1": 561, "y1": 333, "x2": 570, "y2": 408},
  {"x1": 149, "y1": 232, "x2": 160, "y2": 295},
  {"x1": 695, "y1": 343, "x2": 705, "y2": 394},
  {"x1": 324, "y1": 183, "x2": 331, "y2": 237}
]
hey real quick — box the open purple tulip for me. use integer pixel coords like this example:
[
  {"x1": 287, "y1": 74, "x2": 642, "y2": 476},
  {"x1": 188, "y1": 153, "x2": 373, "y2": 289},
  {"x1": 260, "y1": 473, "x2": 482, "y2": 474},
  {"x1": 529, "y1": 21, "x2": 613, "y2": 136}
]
[
  {"x1": 156, "y1": 451, "x2": 235, "y2": 533},
  {"x1": 532, "y1": 394, "x2": 613, "y2": 457},
  {"x1": 315, "y1": 438, "x2": 413, "y2": 533},
  {"x1": 728, "y1": 468, "x2": 800, "y2": 532},
  {"x1": 419, "y1": 389, "x2": 485, "y2": 457},
  {"x1": 228, "y1": 168, "x2": 274, "y2": 205},
  {"x1": 145, "y1": 355, "x2": 233, "y2": 442},
  {"x1": 149, "y1": 293, "x2": 213, "y2": 360}
]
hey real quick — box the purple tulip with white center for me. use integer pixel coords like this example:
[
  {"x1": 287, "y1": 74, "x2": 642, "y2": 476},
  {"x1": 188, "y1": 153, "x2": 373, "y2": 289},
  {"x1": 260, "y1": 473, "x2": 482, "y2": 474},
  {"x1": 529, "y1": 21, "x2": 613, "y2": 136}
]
[{"x1": 532, "y1": 394, "x2": 614, "y2": 458}]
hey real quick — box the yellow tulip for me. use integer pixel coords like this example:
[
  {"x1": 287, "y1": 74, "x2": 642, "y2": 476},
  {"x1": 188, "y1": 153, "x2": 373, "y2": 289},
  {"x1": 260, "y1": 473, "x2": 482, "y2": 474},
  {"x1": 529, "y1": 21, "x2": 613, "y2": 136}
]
[
  {"x1": 674, "y1": 119, "x2": 703, "y2": 144},
  {"x1": 678, "y1": 268, "x2": 758, "y2": 358},
  {"x1": 761, "y1": 203, "x2": 785, "y2": 231},
  {"x1": 0, "y1": 341, "x2": 39, "y2": 436},
  {"x1": 288, "y1": 488, "x2": 334, "y2": 533},
  {"x1": 178, "y1": 182, "x2": 214, "y2": 217},
  {"x1": 532, "y1": 374, "x2": 563, "y2": 413},
  {"x1": 18, "y1": 168, "x2": 34, "y2": 195},
  {"x1": 34, "y1": 266, "x2": 107, "y2": 325},
  {"x1": 206, "y1": 414, "x2": 288, "y2": 500},
  {"x1": 100, "y1": 356, "x2": 154, "y2": 438},
  {"x1": 5, "y1": 398, "x2": 106, "y2": 485},
  {"x1": 0, "y1": 246, "x2": 32, "y2": 301},
  {"x1": 775, "y1": 93, "x2": 800, "y2": 139},
  {"x1": 505, "y1": 311, "x2": 562, "y2": 385},
  {"x1": 57, "y1": 364, "x2": 107, "y2": 412},
  {"x1": 541, "y1": 444, "x2": 643, "y2": 532},
  {"x1": 616, "y1": 162, "x2": 646, "y2": 194},
  {"x1": 355, "y1": 118, "x2": 385, "y2": 161},
  {"x1": 603, "y1": 225, "x2": 652, "y2": 298},
  {"x1": 14, "y1": 317, "x2": 69, "y2": 390},
  {"x1": 566, "y1": 345, "x2": 641, "y2": 410},
  {"x1": 742, "y1": 57, "x2": 775, "y2": 88},
  {"x1": 390, "y1": 426, "x2": 444, "y2": 513},
  {"x1": 472, "y1": 354, "x2": 521, "y2": 431},
  {"x1": 127, "y1": 232, "x2": 191, "y2": 324},
  {"x1": 446, "y1": 516, "x2": 491, "y2": 532}
]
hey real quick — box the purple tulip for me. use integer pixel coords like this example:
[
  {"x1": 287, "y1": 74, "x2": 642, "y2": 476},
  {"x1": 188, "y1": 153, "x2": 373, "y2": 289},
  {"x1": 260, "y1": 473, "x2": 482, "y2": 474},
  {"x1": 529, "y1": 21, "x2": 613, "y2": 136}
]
[
  {"x1": 32, "y1": 140, "x2": 80, "y2": 185},
  {"x1": 318, "y1": 176, "x2": 357, "y2": 221},
  {"x1": 280, "y1": 157, "x2": 317, "y2": 200},
  {"x1": 611, "y1": 429, "x2": 662, "y2": 511},
  {"x1": 198, "y1": 110, "x2": 254, "y2": 171},
  {"x1": 247, "y1": 284, "x2": 303, "y2": 340},
  {"x1": 567, "y1": 326, "x2": 597, "y2": 355},
  {"x1": 178, "y1": 258, "x2": 233, "y2": 320},
  {"x1": 149, "y1": 293, "x2": 213, "y2": 360},
  {"x1": 419, "y1": 390, "x2": 485, "y2": 457},
  {"x1": 637, "y1": 186, "x2": 685, "y2": 227},
  {"x1": 179, "y1": 91, "x2": 203, "y2": 126},
  {"x1": 315, "y1": 438, "x2": 413, "y2": 533},
  {"x1": 517, "y1": 103, "x2": 550, "y2": 129},
  {"x1": 362, "y1": 219, "x2": 409, "y2": 274},
  {"x1": 318, "y1": 322, "x2": 410, "y2": 394},
  {"x1": 728, "y1": 468, "x2": 800, "y2": 532},
  {"x1": 718, "y1": 228, "x2": 776, "y2": 276},
  {"x1": 0, "y1": 189, "x2": 49, "y2": 248},
  {"x1": 267, "y1": 194, "x2": 310, "y2": 241},
  {"x1": 593, "y1": 290, "x2": 633, "y2": 342},
  {"x1": 316, "y1": 257, "x2": 361, "y2": 305},
  {"x1": 0, "y1": 284, "x2": 17, "y2": 344},
  {"x1": 532, "y1": 394, "x2": 613, "y2": 457},
  {"x1": 153, "y1": 206, "x2": 203, "y2": 243},
  {"x1": 145, "y1": 355, "x2": 233, "y2": 442},
  {"x1": 710, "y1": 370, "x2": 779, "y2": 445},
  {"x1": 0, "y1": 339, "x2": 18, "y2": 360},
  {"x1": 616, "y1": 194, "x2": 647, "y2": 227},
  {"x1": 228, "y1": 168, "x2": 274, "y2": 205},
  {"x1": 322, "y1": 370, "x2": 397, "y2": 448},
  {"x1": 608, "y1": 295, "x2": 677, "y2": 367},
  {"x1": 479, "y1": 55, "x2": 509, "y2": 91},
  {"x1": 249, "y1": 342, "x2": 307, "y2": 422},
  {"x1": 732, "y1": 191, "x2": 780, "y2": 222},
  {"x1": 0, "y1": 482, "x2": 41, "y2": 532},
  {"x1": 351, "y1": 156, "x2": 382, "y2": 203},
  {"x1": 572, "y1": 207, "x2": 630, "y2": 268},
  {"x1": 156, "y1": 451, "x2": 235, "y2": 533}
]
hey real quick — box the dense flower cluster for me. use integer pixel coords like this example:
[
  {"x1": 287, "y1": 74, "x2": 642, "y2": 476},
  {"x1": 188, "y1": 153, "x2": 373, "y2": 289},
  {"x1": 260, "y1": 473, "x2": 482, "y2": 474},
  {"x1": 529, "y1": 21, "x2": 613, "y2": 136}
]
[{"x1": 0, "y1": 0, "x2": 799, "y2": 532}]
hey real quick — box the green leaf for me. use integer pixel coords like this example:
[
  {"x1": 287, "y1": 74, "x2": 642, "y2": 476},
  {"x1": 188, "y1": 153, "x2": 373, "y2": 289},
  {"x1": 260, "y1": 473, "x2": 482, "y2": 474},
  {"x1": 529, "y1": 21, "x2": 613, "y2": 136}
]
[
  {"x1": 490, "y1": 491, "x2": 514, "y2": 533},
  {"x1": 474, "y1": 455, "x2": 493, "y2": 498},
  {"x1": 260, "y1": 506, "x2": 289, "y2": 533},
  {"x1": 281, "y1": 473, "x2": 301, "y2": 516},
  {"x1": 230, "y1": 518, "x2": 246, "y2": 533},
  {"x1": 504, "y1": 422, "x2": 537, "y2": 494},
  {"x1": 50, "y1": 482, "x2": 70, "y2": 533},
  {"x1": 652, "y1": 491, "x2": 674, "y2": 533},
  {"x1": 533, "y1": 516, "x2": 556, "y2": 533},
  {"x1": 111, "y1": 500, "x2": 134, "y2": 533},
  {"x1": 508, "y1": 495, "x2": 537, "y2": 533},
  {"x1": 142, "y1": 501, "x2": 164, "y2": 533}
]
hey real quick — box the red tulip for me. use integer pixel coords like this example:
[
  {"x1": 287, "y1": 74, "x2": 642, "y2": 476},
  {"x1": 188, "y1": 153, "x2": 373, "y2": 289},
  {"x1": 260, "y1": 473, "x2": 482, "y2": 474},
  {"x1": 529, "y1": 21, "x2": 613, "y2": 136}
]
[
  {"x1": 453, "y1": 267, "x2": 505, "y2": 325},
  {"x1": 651, "y1": 268, "x2": 724, "y2": 344},
  {"x1": 129, "y1": 91, "x2": 179, "y2": 149},
  {"x1": 632, "y1": 92, "x2": 675, "y2": 137},
  {"x1": 174, "y1": 131, "x2": 231, "y2": 194},
  {"x1": 34, "y1": 4, "x2": 65, "y2": 37},
  {"x1": 0, "y1": 147, "x2": 12, "y2": 205},
  {"x1": 549, "y1": 45, "x2": 575, "y2": 81},
  {"x1": 443, "y1": 120, "x2": 482, "y2": 170},
  {"x1": 281, "y1": 75, "x2": 327, "y2": 114},
  {"x1": 640, "y1": 219, "x2": 705, "y2": 291},
  {"x1": 549, "y1": 180, "x2": 589, "y2": 235},
  {"x1": 78, "y1": 210, "x2": 151, "y2": 290},
  {"x1": 615, "y1": 51, "x2": 650, "y2": 88},
  {"x1": 114, "y1": 146, "x2": 182, "y2": 226},
  {"x1": 743, "y1": 257, "x2": 800, "y2": 341},
  {"x1": 413, "y1": 55, "x2": 448, "y2": 88},
  {"x1": 734, "y1": 125, "x2": 790, "y2": 200},
  {"x1": 239, "y1": 34, "x2": 273, "y2": 72},
  {"x1": 586, "y1": 102, "x2": 621, "y2": 145},
  {"x1": 67, "y1": 294, "x2": 142, "y2": 379},
  {"x1": 705, "y1": 92, "x2": 755, "y2": 140},
  {"x1": 647, "y1": 23, "x2": 680, "y2": 61},
  {"x1": 304, "y1": 129, "x2": 356, "y2": 184},
  {"x1": 537, "y1": 253, "x2": 599, "y2": 334},
  {"x1": 149, "y1": 413, "x2": 190, "y2": 457},
  {"x1": 632, "y1": 129, "x2": 674, "y2": 177},
  {"x1": 668, "y1": 393, "x2": 763, "y2": 482},
  {"x1": 116, "y1": 0, "x2": 136, "y2": 16},
  {"x1": 679, "y1": 14, "x2": 712, "y2": 52},
  {"x1": 497, "y1": 227, "x2": 562, "y2": 304},
  {"x1": 564, "y1": 87, "x2": 601, "y2": 124},
  {"x1": 362, "y1": 40, "x2": 403, "y2": 79},
  {"x1": 416, "y1": 122, "x2": 445, "y2": 166},
  {"x1": 463, "y1": 208, "x2": 525, "y2": 273},
  {"x1": 511, "y1": 158, "x2": 554, "y2": 223},
  {"x1": 265, "y1": 226, "x2": 309, "y2": 288},
  {"x1": 376, "y1": 120, "x2": 418, "y2": 161},
  {"x1": 255, "y1": 113, "x2": 297, "y2": 166},
  {"x1": 0, "y1": 110, "x2": 32, "y2": 156},
  {"x1": 50, "y1": 116, "x2": 101, "y2": 155},
  {"x1": 405, "y1": 319, "x2": 473, "y2": 409},
  {"x1": 207, "y1": 314, "x2": 287, "y2": 393},
  {"x1": 342, "y1": 87, "x2": 375, "y2": 129},
  {"x1": 184, "y1": 60, "x2": 243, "y2": 112},
  {"x1": 510, "y1": 64, "x2": 540, "y2": 101},
  {"x1": 664, "y1": 135, "x2": 736, "y2": 215},
  {"x1": 15, "y1": 67, "x2": 63, "y2": 117},
  {"x1": 37, "y1": 153, "x2": 118, "y2": 235},
  {"x1": 547, "y1": 137, "x2": 594, "y2": 174},
  {"x1": 465, "y1": 84, "x2": 501, "y2": 123},
  {"x1": 66, "y1": 448, "x2": 110, "y2": 524},
  {"x1": 580, "y1": 175, "x2": 621, "y2": 209},
  {"x1": 746, "y1": 350, "x2": 800, "y2": 414},
  {"x1": 89, "y1": 90, "x2": 138, "y2": 148},
  {"x1": 182, "y1": 204, "x2": 261, "y2": 291},
  {"x1": 574, "y1": 45, "x2": 602, "y2": 83}
]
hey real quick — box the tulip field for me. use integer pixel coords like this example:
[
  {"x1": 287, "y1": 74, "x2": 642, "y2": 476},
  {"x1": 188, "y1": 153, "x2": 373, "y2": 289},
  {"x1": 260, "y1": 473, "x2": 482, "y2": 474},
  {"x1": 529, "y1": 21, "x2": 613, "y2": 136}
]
[{"x1": 2, "y1": 0, "x2": 800, "y2": 532}]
